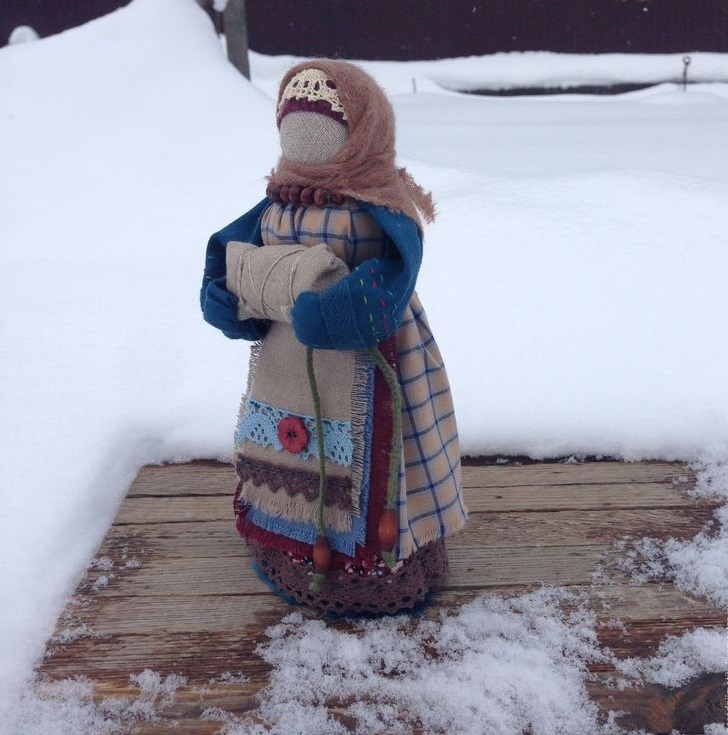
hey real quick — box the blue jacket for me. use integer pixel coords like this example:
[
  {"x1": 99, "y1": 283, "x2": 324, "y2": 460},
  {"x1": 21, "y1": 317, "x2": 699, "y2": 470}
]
[{"x1": 200, "y1": 198, "x2": 423, "y2": 350}]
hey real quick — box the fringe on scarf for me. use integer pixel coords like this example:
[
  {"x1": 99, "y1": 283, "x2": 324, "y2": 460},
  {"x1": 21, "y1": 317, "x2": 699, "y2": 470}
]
[{"x1": 398, "y1": 167, "x2": 436, "y2": 225}]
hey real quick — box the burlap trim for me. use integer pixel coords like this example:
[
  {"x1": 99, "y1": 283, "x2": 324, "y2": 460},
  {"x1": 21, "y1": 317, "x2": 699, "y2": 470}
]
[{"x1": 241, "y1": 480, "x2": 352, "y2": 533}]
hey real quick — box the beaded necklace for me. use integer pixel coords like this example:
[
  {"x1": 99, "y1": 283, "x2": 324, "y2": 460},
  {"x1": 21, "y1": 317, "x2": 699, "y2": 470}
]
[{"x1": 266, "y1": 182, "x2": 345, "y2": 208}]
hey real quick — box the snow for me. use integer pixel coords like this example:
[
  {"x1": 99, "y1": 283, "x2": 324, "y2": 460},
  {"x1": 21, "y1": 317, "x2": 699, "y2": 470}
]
[
  {"x1": 9, "y1": 670, "x2": 186, "y2": 735},
  {"x1": 6, "y1": 590, "x2": 620, "y2": 735},
  {"x1": 12, "y1": 589, "x2": 723, "y2": 734},
  {"x1": 596, "y1": 445, "x2": 728, "y2": 607},
  {"x1": 0, "y1": 0, "x2": 276, "y2": 711},
  {"x1": 213, "y1": 590, "x2": 617, "y2": 735},
  {"x1": 615, "y1": 626, "x2": 725, "y2": 689},
  {"x1": 250, "y1": 50, "x2": 728, "y2": 96},
  {"x1": 8, "y1": 26, "x2": 40, "y2": 45},
  {"x1": 1, "y1": 0, "x2": 727, "y2": 731}
]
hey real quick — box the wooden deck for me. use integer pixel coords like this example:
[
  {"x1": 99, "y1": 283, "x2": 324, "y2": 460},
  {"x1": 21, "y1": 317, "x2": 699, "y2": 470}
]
[{"x1": 41, "y1": 460, "x2": 726, "y2": 733}]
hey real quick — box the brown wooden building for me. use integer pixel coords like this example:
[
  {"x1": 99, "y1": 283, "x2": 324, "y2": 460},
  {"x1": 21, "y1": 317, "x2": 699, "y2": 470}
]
[{"x1": 2, "y1": 0, "x2": 727, "y2": 56}]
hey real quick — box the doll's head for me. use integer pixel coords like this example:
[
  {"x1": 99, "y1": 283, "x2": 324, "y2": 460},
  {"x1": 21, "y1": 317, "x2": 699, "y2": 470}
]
[
  {"x1": 270, "y1": 59, "x2": 435, "y2": 227},
  {"x1": 274, "y1": 60, "x2": 395, "y2": 171},
  {"x1": 277, "y1": 68, "x2": 349, "y2": 165}
]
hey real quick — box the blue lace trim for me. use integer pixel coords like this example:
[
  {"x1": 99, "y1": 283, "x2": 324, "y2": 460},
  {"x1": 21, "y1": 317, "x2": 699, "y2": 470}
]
[{"x1": 235, "y1": 397, "x2": 353, "y2": 467}]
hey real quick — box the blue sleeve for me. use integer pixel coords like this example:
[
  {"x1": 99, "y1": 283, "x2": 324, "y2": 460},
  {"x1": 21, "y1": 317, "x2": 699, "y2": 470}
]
[
  {"x1": 200, "y1": 199, "x2": 272, "y2": 341},
  {"x1": 290, "y1": 204, "x2": 423, "y2": 350}
]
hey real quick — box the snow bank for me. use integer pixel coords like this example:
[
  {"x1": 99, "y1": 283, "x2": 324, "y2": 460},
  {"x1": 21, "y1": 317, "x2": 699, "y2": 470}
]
[
  {"x1": 426, "y1": 171, "x2": 728, "y2": 460},
  {"x1": 8, "y1": 26, "x2": 40, "y2": 45},
  {"x1": 0, "y1": 0, "x2": 276, "y2": 706},
  {"x1": 251, "y1": 50, "x2": 728, "y2": 97}
]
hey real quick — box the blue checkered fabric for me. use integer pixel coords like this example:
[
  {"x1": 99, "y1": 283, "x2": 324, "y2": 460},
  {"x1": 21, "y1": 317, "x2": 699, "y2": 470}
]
[
  {"x1": 261, "y1": 201, "x2": 467, "y2": 557},
  {"x1": 394, "y1": 293, "x2": 467, "y2": 557}
]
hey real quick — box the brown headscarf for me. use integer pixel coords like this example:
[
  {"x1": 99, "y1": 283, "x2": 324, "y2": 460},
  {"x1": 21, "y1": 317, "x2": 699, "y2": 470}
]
[{"x1": 267, "y1": 59, "x2": 436, "y2": 230}]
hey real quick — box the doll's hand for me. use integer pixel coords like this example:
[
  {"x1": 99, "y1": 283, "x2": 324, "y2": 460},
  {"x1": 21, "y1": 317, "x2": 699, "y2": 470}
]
[
  {"x1": 291, "y1": 290, "x2": 337, "y2": 349},
  {"x1": 202, "y1": 277, "x2": 269, "y2": 340},
  {"x1": 291, "y1": 257, "x2": 406, "y2": 350}
]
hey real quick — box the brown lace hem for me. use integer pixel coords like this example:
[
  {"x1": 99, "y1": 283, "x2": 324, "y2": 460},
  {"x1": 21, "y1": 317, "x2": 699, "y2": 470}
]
[
  {"x1": 236, "y1": 455, "x2": 352, "y2": 511},
  {"x1": 253, "y1": 539, "x2": 449, "y2": 616}
]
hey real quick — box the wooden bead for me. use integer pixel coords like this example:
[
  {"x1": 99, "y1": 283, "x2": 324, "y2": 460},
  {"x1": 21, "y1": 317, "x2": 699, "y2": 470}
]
[
  {"x1": 313, "y1": 536, "x2": 332, "y2": 573},
  {"x1": 300, "y1": 187, "x2": 314, "y2": 206},
  {"x1": 313, "y1": 188, "x2": 329, "y2": 207},
  {"x1": 378, "y1": 509, "x2": 398, "y2": 552},
  {"x1": 267, "y1": 185, "x2": 343, "y2": 208}
]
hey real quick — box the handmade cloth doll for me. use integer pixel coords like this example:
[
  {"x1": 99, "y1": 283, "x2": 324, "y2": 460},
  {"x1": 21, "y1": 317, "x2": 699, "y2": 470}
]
[{"x1": 201, "y1": 60, "x2": 467, "y2": 615}]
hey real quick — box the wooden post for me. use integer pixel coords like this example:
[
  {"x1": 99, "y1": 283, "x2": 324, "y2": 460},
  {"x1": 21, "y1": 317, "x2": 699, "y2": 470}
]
[{"x1": 224, "y1": 0, "x2": 250, "y2": 79}]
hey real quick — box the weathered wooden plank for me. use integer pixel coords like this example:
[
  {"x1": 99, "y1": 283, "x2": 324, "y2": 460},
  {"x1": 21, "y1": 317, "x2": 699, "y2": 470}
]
[
  {"x1": 129, "y1": 461, "x2": 234, "y2": 497},
  {"x1": 449, "y1": 544, "x2": 635, "y2": 588},
  {"x1": 461, "y1": 461, "x2": 695, "y2": 487},
  {"x1": 117, "y1": 481, "x2": 712, "y2": 525},
  {"x1": 43, "y1": 618, "x2": 727, "y2": 686},
  {"x1": 462, "y1": 481, "x2": 708, "y2": 512},
  {"x1": 102, "y1": 521, "x2": 249, "y2": 560},
  {"x1": 100, "y1": 504, "x2": 714, "y2": 565},
  {"x1": 57, "y1": 584, "x2": 723, "y2": 636},
  {"x1": 115, "y1": 497, "x2": 232, "y2": 525},
  {"x1": 80, "y1": 543, "x2": 618, "y2": 597},
  {"x1": 128, "y1": 460, "x2": 696, "y2": 497},
  {"x1": 43, "y1": 632, "x2": 272, "y2": 684},
  {"x1": 454, "y1": 506, "x2": 712, "y2": 547},
  {"x1": 593, "y1": 619, "x2": 728, "y2": 670},
  {"x1": 586, "y1": 671, "x2": 726, "y2": 734}
]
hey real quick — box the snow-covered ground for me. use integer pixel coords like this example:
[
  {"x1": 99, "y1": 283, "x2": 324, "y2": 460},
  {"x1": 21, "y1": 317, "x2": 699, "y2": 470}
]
[
  {"x1": 251, "y1": 48, "x2": 728, "y2": 96},
  {"x1": 1, "y1": 0, "x2": 727, "y2": 732}
]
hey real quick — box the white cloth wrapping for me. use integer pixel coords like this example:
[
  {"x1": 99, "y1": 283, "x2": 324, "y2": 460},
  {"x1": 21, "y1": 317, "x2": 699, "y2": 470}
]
[{"x1": 225, "y1": 241, "x2": 349, "y2": 323}]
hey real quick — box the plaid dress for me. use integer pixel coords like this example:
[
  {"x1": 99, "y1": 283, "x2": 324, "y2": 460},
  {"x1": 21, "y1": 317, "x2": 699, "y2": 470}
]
[{"x1": 232, "y1": 199, "x2": 467, "y2": 611}]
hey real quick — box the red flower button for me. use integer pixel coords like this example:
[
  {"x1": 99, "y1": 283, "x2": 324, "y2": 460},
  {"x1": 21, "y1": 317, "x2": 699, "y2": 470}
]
[{"x1": 277, "y1": 416, "x2": 309, "y2": 454}]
